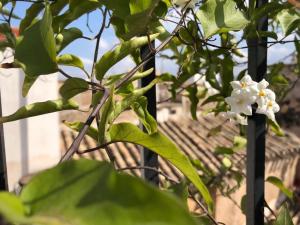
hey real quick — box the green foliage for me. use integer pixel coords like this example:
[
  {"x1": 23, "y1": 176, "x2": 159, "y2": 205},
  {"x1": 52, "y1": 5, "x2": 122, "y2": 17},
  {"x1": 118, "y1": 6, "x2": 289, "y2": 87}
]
[
  {"x1": 57, "y1": 54, "x2": 85, "y2": 70},
  {"x1": 95, "y1": 34, "x2": 159, "y2": 80},
  {"x1": 110, "y1": 123, "x2": 213, "y2": 211},
  {"x1": 274, "y1": 205, "x2": 294, "y2": 225},
  {"x1": 131, "y1": 96, "x2": 157, "y2": 134},
  {"x1": 15, "y1": 6, "x2": 58, "y2": 77},
  {"x1": 59, "y1": 78, "x2": 89, "y2": 99},
  {"x1": 65, "y1": 121, "x2": 213, "y2": 211},
  {"x1": 56, "y1": 28, "x2": 83, "y2": 53},
  {"x1": 0, "y1": 160, "x2": 200, "y2": 225},
  {"x1": 186, "y1": 85, "x2": 200, "y2": 120},
  {"x1": 197, "y1": 0, "x2": 249, "y2": 38},
  {"x1": 0, "y1": 99, "x2": 78, "y2": 124},
  {"x1": 266, "y1": 176, "x2": 293, "y2": 200},
  {"x1": 277, "y1": 9, "x2": 300, "y2": 36}
]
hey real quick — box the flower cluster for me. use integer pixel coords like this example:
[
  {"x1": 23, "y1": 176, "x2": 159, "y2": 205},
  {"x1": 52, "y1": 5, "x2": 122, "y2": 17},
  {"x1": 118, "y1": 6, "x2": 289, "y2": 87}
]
[
  {"x1": 225, "y1": 75, "x2": 280, "y2": 125},
  {"x1": 172, "y1": 0, "x2": 196, "y2": 8}
]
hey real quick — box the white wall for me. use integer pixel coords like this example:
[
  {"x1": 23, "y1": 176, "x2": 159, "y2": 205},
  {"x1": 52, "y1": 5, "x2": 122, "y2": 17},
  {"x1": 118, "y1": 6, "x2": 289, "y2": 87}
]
[{"x1": 0, "y1": 68, "x2": 60, "y2": 190}]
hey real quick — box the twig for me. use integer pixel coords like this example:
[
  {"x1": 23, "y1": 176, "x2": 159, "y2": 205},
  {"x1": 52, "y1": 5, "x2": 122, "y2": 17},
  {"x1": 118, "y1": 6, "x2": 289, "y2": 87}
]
[
  {"x1": 118, "y1": 166, "x2": 179, "y2": 184},
  {"x1": 189, "y1": 192, "x2": 223, "y2": 225},
  {"x1": 59, "y1": 89, "x2": 110, "y2": 162},
  {"x1": 59, "y1": 10, "x2": 189, "y2": 162}
]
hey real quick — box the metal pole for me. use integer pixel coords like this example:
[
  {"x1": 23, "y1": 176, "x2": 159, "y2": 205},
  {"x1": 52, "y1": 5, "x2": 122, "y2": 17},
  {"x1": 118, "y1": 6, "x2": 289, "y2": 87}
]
[
  {"x1": 0, "y1": 91, "x2": 8, "y2": 190},
  {"x1": 247, "y1": 0, "x2": 268, "y2": 224},
  {"x1": 140, "y1": 42, "x2": 159, "y2": 185}
]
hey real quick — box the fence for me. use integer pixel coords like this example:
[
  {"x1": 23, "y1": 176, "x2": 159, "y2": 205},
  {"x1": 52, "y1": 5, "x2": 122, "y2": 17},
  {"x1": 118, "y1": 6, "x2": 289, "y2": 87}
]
[{"x1": 0, "y1": 0, "x2": 276, "y2": 224}]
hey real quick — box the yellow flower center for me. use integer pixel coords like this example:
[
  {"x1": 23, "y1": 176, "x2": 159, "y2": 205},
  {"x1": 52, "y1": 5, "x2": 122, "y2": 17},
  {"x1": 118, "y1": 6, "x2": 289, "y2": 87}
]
[
  {"x1": 267, "y1": 101, "x2": 273, "y2": 108},
  {"x1": 241, "y1": 82, "x2": 247, "y2": 88},
  {"x1": 258, "y1": 90, "x2": 266, "y2": 97}
]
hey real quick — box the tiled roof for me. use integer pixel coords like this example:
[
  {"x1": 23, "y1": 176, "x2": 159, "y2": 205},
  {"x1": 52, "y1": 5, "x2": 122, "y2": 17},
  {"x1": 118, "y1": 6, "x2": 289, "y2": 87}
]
[{"x1": 61, "y1": 115, "x2": 300, "y2": 184}]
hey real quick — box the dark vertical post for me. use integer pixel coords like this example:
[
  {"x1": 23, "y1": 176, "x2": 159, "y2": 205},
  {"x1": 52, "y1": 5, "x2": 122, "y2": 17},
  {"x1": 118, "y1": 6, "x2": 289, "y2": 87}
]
[
  {"x1": 247, "y1": 0, "x2": 268, "y2": 224},
  {"x1": 140, "y1": 41, "x2": 159, "y2": 185},
  {"x1": 0, "y1": 92, "x2": 8, "y2": 190}
]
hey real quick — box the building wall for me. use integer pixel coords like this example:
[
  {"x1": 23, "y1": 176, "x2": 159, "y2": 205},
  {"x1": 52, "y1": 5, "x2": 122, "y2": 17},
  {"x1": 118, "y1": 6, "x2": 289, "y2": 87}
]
[{"x1": 0, "y1": 68, "x2": 60, "y2": 190}]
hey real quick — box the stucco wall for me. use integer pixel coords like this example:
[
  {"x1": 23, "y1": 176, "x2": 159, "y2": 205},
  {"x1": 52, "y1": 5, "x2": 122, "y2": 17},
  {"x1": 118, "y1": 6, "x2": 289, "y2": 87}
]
[{"x1": 0, "y1": 68, "x2": 60, "y2": 190}]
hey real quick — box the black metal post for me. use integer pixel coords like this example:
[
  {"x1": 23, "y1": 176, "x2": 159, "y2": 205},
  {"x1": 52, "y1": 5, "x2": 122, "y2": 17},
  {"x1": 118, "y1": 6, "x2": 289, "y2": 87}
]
[
  {"x1": 0, "y1": 91, "x2": 8, "y2": 190},
  {"x1": 247, "y1": 0, "x2": 268, "y2": 224},
  {"x1": 140, "y1": 42, "x2": 159, "y2": 185}
]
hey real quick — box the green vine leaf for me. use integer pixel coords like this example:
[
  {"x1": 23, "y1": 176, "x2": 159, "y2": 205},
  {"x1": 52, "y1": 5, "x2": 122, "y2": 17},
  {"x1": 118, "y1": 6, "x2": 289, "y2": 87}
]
[
  {"x1": 64, "y1": 122, "x2": 213, "y2": 211},
  {"x1": 197, "y1": 0, "x2": 249, "y2": 38},
  {"x1": 266, "y1": 176, "x2": 293, "y2": 200},
  {"x1": 57, "y1": 54, "x2": 85, "y2": 70},
  {"x1": 19, "y1": 3, "x2": 44, "y2": 33},
  {"x1": 277, "y1": 9, "x2": 300, "y2": 36},
  {"x1": 15, "y1": 6, "x2": 58, "y2": 77},
  {"x1": 22, "y1": 75, "x2": 38, "y2": 97},
  {"x1": 59, "y1": 78, "x2": 89, "y2": 99},
  {"x1": 0, "y1": 99, "x2": 78, "y2": 124},
  {"x1": 109, "y1": 123, "x2": 213, "y2": 211},
  {"x1": 274, "y1": 205, "x2": 294, "y2": 225},
  {"x1": 0, "y1": 160, "x2": 201, "y2": 225},
  {"x1": 131, "y1": 96, "x2": 158, "y2": 134},
  {"x1": 56, "y1": 28, "x2": 83, "y2": 53},
  {"x1": 95, "y1": 33, "x2": 159, "y2": 80}
]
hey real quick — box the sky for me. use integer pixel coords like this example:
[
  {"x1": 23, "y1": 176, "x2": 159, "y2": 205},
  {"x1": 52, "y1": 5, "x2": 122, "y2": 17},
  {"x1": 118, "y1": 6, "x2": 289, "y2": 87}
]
[{"x1": 5, "y1": 2, "x2": 297, "y2": 79}]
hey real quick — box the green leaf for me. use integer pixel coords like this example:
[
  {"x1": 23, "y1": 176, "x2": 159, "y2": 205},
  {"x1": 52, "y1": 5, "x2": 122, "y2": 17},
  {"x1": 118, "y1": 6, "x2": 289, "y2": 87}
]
[
  {"x1": 266, "y1": 176, "x2": 293, "y2": 200},
  {"x1": 186, "y1": 85, "x2": 199, "y2": 120},
  {"x1": 53, "y1": 0, "x2": 101, "y2": 31},
  {"x1": 275, "y1": 205, "x2": 294, "y2": 225},
  {"x1": 56, "y1": 28, "x2": 83, "y2": 53},
  {"x1": 131, "y1": 96, "x2": 157, "y2": 134},
  {"x1": 197, "y1": 0, "x2": 249, "y2": 38},
  {"x1": 64, "y1": 122, "x2": 213, "y2": 211},
  {"x1": 0, "y1": 159, "x2": 199, "y2": 225},
  {"x1": 91, "y1": 91, "x2": 104, "y2": 107},
  {"x1": 268, "y1": 119, "x2": 285, "y2": 137},
  {"x1": 64, "y1": 121, "x2": 98, "y2": 140},
  {"x1": 0, "y1": 192, "x2": 27, "y2": 224},
  {"x1": 0, "y1": 99, "x2": 78, "y2": 124},
  {"x1": 240, "y1": 195, "x2": 246, "y2": 215},
  {"x1": 109, "y1": 123, "x2": 213, "y2": 211},
  {"x1": 59, "y1": 78, "x2": 89, "y2": 99},
  {"x1": 277, "y1": 9, "x2": 300, "y2": 36},
  {"x1": 98, "y1": 90, "x2": 114, "y2": 144},
  {"x1": 215, "y1": 146, "x2": 234, "y2": 155},
  {"x1": 233, "y1": 136, "x2": 247, "y2": 151},
  {"x1": 22, "y1": 75, "x2": 38, "y2": 97},
  {"x1": 57, "y1": 54, "x2": 84, "y2": 70},
  {"x1": 222, "y1": 157, "x2": 232, "y2": 168},
  {"x1": 15, "y1": 6, "x2": 58, "y2": 77},
  {"x1": 19, "y1": 3, "x2": 44, "y2": 34},
  {"x1": 95, "y1": 34, "x2": 159, "y2": 80}
]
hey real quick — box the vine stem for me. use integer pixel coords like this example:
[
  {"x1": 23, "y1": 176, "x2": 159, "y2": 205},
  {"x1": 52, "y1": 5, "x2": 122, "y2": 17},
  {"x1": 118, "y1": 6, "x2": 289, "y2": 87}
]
[
  {"x1": 118, "y1": 166, "x2": 179, "y2": 184},
  {"x1": 59, "y1": 10, "x2": 189, "y2": 163}
]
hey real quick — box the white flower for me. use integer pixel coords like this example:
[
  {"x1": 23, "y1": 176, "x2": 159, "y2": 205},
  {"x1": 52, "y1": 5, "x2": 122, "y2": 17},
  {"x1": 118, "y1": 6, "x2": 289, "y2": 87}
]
[
  {"x1": 225, "y1": 91, "x2": 255, "y2": 116},
  {"x1": 225, "y1": 75, "x2": 280, "y2": 124},
  {"x1": 256, "y1": 98, "x2": 280, "y2": 121},
  {"x1": 226, "y1": 112, "x2": 248, "y2": 125},
  {"x1": 255, "y1": 79, "x2": 276, "y2": 106},
  {"x1": 230, "y1": 75, "x2": 258, "y2": 95},
  {"x1": 172, "y1": 0, "x2": 196, "y2": 8}
]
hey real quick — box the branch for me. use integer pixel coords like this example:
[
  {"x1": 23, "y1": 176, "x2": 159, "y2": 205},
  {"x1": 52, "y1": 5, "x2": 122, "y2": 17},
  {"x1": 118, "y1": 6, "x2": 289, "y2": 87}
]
[
  {"x1": 118, "y1": 166, "x2": 179, "y2": 184},
  {"x1": 59, "y1": 10, "x2": 189, "y2": 163}
]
